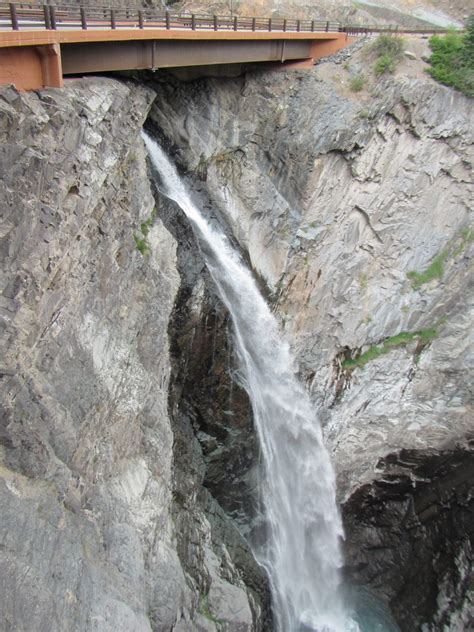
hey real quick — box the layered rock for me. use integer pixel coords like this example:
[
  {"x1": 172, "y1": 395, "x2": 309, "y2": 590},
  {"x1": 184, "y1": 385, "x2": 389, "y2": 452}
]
[
  {"x1": 145, "y1": 44, "x2": 473, "y2": 629},
  {"x1": 0, "y1": 78, "x2": 267, "y2": 632}
]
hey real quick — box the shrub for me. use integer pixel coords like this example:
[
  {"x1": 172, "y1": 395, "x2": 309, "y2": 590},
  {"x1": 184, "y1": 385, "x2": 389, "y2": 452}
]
[
  {"x1": 370, "y1": 33, "x2": 404, "y2": 59},
  {"x1": 350, "y1": 74, "x2": 366, "y2": 92},
  {"x1": 427, "y1": 15, "x2": 474, "y2": 97},
  {"x1": 374, "y1": 53, "x2": 396, "y2": 75},
  {"x1": 370, "y1": 34, "x2": 404, "y2": 76}
]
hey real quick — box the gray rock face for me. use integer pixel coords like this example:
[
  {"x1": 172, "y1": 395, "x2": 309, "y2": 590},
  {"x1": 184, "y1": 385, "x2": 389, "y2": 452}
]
[
  {"x1": 1, "y1": 41, "x2": 472, "y2": 632},
  {"x1": 145, "y1": 52, "x2": 473, "y2": 629},
  {"x1": 0, "y1": 78, "x2": 267, "y2": 632}
]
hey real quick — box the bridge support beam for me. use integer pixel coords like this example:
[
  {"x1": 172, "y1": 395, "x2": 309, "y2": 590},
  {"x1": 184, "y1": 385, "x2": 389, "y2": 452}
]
[
  {"x1": 0, "y1": 44, "x2": 63, "y2": 91},
  {"x1": 309, "y1": 35, "x2": 356, "y2": 61}
]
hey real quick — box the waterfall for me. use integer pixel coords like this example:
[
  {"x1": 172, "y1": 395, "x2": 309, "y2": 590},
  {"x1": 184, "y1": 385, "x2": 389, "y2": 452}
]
[{"x1": 143, "y1": 132, "x2": 357, "y2": 632}]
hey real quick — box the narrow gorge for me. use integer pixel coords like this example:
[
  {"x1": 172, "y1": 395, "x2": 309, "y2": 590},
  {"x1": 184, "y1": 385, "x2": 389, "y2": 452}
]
[{"x1": 0, "y1": 36, "x2": 472, "y2": 632}]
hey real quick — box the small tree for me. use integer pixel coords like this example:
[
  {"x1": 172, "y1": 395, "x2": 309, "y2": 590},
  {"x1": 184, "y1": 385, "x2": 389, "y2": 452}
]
[{"x1": 427, "y1": 14, "x2": 474, "y2": 97}]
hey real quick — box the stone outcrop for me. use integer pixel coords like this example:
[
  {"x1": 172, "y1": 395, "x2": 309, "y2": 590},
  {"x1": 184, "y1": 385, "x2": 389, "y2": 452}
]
[
  {"x1": 145, "y1": 44, "x2": 473, "y2": 629},
  {"x1": 0, "y1": 78, "x2": 267, "y2": 632},
  {"x1": 1, "y1": 37, "x2": 472, "y2": 632}
]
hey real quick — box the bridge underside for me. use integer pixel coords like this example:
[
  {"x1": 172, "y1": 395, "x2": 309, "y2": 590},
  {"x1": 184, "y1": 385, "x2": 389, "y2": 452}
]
[{"x1": 0, "y1": 32, "x2": 353, "y2": 90}]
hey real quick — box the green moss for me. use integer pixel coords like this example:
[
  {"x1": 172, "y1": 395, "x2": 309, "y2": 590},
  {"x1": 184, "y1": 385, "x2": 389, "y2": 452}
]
[
  {"x1": 133, "y1": 213, "x2": 155, "y2": 257},
  {"x1": 460, "y1": 226, "x2": 474, "y2": 244},
  {"x1": 198, "y1": 595, "x2": 223, "y2": 625},
  {"x1": 408, "y1": 227, "x2": 473, "y2": 288},
  {"x1": 359, "y1": 273, "x2": 368, "y2": 289},
  {"x1": 140, "y1": 216, "x2": 154, "y2": 238},
  {"x1": 133, "y1": 234, "x2": 150, "y2": 256},
  {"x1": 343, "y1": 327, "x2": 438, "y2": 370},
  {"x1": 358, "y1": 109, "x2": 371, "y2": 119},
  {"x1": 407, "y1": 250, "x2": 448, "y2": 288}
]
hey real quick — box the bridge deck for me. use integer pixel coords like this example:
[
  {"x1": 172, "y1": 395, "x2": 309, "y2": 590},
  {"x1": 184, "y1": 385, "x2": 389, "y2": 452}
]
[{"x1": 0, "y1": 3, "x2": 355, "y2": 90}]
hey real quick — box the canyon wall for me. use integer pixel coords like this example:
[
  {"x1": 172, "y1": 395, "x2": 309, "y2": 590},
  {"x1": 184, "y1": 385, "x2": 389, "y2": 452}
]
[
  {"x1": 146, "y1": 43, "x2": 473, "y2": 629},
  {"x1": 0, "y1": 78, "x2": 267, "y2": 632},
  {"x1": 1, "y1": 37, "x2": 472, "y2": 632}
]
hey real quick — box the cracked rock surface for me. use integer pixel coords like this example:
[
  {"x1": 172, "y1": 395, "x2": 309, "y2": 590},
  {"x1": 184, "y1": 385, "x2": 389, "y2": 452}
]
[
  {"x1": 0, "y1": 78, "x2": 268, "y2": 632},
  {"x1": 146, "y1": 49, "x2": 473, "y2": 629}
]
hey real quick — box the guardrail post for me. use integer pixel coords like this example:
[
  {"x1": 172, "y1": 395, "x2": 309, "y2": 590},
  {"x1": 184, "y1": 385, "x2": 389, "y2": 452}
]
[
  {"x1": 252, "y1": 17, "x2": 256, "y2": 31},
  {"x1": 138, "y1": 9, "x2": 144, "y2": 29},
  {"x1": 191, "y1": 13, "x2": 196, "y2": 30},
  {"x1": 9, "y1": 3, "x2": 19, "y2": 30},
  {"x1": 296, "y1": 19, "x2": 301, "y2": 32},
  {"x1": 233, "y1": 15, "x2": 237, "y2": 31},
  {"x1": 325, "y1": 20, "x2": 329, "y2": 32},
  {"x1": 166, "y1": 11, "x2": 170, "y2": 29},
  {"x1": 49, "y1": 5, "x2": 57, "y2": 30},
  {"x1": 268, "y1": 18, "x2": 272, "y2": 31},
  {"x1": 283, "y1": 18, "x2": 287, "y2": 31},
  {"x1": 43, "y1": 4, "x2": 51, "y2": 29},
  {"x1": 110, "y1": 9, "x2": 116, "y2": 29},
  {"x1": 80, "y1": 7, "x2": 87, "y2": 29},
  {"x1": 213, "y1": 14, "x2": 218, "y2": 30}
]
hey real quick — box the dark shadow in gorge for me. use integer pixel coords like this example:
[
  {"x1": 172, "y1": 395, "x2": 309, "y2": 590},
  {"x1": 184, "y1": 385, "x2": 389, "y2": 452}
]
[{"x1": 342, "y1": 441, "x2": 474, "y2": 631}]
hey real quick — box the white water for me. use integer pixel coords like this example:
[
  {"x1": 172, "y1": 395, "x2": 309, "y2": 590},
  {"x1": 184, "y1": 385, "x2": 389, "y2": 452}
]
[{"x1": 143, "y1": 132, "x2": 357, "y2": 632}]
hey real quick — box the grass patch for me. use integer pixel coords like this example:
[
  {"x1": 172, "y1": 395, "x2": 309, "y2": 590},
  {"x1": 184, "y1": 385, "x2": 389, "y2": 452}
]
[
  {"x1": 370, "y1": 34, "x2": 404, "y2": 76},
  {"x1": 359, "y1": 273, "x2": 368, "y2": 289},
  {"x1": 407, "y1": 250, "x2": 448, "y2": 288},
  {"x1": 408, "y1": 226, "x2": 473, "y2": 288},
  {"x1": 133, "y1": 235, "x2": 150, "y2": 256},
  {"x1": 426, "y1": 15, "x2": 474, "y2": 97},
  {"x1": 343, "y1": 328, "x2": 438, "y2": 370},
  {"x1": 133, "y1": 211, "x2": 155, "y2": 257},
  {"x1": 460, "y1": 226, "x2": 474, "y2": 243},
  {"x1": 350, "y1": 74, "x2": 366, "y2": 92}
]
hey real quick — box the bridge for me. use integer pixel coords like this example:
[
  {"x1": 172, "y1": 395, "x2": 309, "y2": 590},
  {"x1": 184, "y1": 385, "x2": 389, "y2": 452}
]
[{"x1": 0, "y1": 2, "x2": 357, "y2": 90}]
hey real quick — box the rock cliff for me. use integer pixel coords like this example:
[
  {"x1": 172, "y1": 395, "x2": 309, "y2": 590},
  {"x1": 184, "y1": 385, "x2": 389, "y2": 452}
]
[
  {"x1": 0, "y1": 78, "x2": 267, "y2": 632},
  {"x1": 1, "y1": 37, "x2": 472, "y2": 632},
  {"x1": 145, "y1": 41, "x2": 473, "y2": 630}
]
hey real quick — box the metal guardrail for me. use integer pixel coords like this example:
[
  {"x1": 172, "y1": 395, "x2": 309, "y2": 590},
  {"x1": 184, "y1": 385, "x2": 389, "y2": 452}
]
[
  {"x1": 0, "y1": 2, "x2": 458, "y2": 35},
  {"x1": 0, "y1": 2, "x2": 341, "y2": 32}
]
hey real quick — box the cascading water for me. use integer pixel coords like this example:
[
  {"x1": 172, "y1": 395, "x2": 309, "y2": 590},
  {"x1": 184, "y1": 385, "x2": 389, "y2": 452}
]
[{"x1": 143, "y1": 131, "x2": 358, "y2": 632}]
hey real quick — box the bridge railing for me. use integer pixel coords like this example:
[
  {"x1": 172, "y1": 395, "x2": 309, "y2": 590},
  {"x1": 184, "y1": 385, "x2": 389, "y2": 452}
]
[
  {"x1": 0, "y1": 2, "x2": 457, "y2": 35},
  {"x1": 0, "y1": 2, "x2": 342, "y2": 32}
]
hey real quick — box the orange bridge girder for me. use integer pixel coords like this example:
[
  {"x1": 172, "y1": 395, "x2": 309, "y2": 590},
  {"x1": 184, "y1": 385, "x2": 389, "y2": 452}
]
[{"x1": 0, "y1": 27, "x2": 355, "y2": 91}]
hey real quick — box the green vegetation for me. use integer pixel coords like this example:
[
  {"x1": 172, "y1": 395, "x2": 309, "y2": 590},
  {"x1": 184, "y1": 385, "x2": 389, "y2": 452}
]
[
  {"x1": 350, "y1": 74, "x2": 366, "y2": 92},
  {"x1": 370, "y1": 34, "x2": 404, "y2": 76},
  {"x1": 133, "y1": 235, "x2": 150, "y2": 256},
  {"x1": 460, "y1": 226, "x2": 474, "y2": 243},
  {"x1": 407, "y1": 226, "x2": 473, "y2": 289},
  {"x1": 427, "y1": 15, "x2": 474, "y2": 97},
  {"x1": 133, "y1": 211, "x2": 155, "y2": 257},
  {"x1": 343, "y1": 328, "x2": 438, "y2": 370},
  {"x1": 407, "y1": 250, "x2": 448, "y2": 288},
  {"x1": 359, "y1": 273, "x2": 368, "y2": 289},
  {"x1": 198, "y1": 595, "x2": 223, "y2": 625},
  {"x1": 374, "y1": 54, "x2": 397, "y2": 75},
  {"x1": 357, "y1": 109, "x2": 371, "y2": 119}
]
